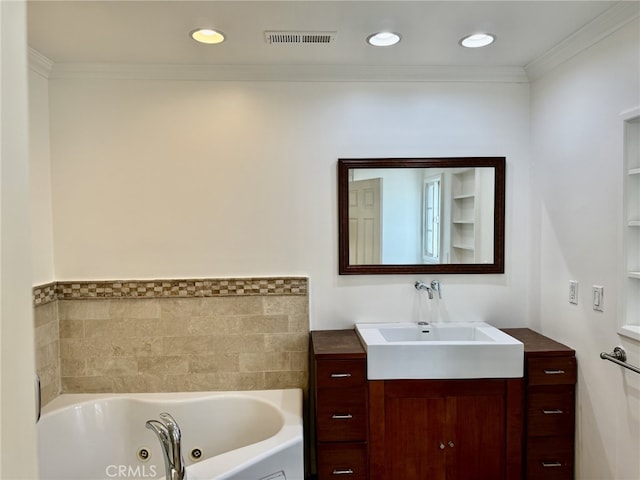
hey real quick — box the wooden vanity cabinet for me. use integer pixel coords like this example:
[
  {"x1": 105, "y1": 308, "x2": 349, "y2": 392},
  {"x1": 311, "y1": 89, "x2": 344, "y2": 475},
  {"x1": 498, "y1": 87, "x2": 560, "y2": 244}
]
[
  {"x1": 503, "y1": 328, "x2": 576, "y2": 480},
  {"x1": 310, "y1": 328, "x2": 574, "y2": 480},
  {"x1": 310, "y1": 330, "x2": 368, "y2": 480},
  {"x1": 369, "y1": 378, "x2": 523, "y2": 480}
]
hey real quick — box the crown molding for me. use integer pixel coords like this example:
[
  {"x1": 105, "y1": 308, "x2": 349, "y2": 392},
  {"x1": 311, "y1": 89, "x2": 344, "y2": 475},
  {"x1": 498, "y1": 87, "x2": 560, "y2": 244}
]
[
  {"x1": 28, "y1": 48, "x2": 54, "y2": 78},
  {"x1": 525, "y1": 1, "x2": 640, "y2": 82},
  {"x1": 47, "y1": 62, "x2": 529, "y2": 83}
]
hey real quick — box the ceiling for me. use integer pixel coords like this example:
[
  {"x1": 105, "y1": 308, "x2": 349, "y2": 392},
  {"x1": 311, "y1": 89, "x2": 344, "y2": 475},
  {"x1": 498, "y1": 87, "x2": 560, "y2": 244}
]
[{"x1": 27, "y1": 1, "x2": 631, "y2": 80}]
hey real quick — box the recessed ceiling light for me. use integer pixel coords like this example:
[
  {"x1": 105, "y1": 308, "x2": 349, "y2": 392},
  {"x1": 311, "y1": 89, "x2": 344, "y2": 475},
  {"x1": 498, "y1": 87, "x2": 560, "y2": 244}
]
[
  {"x1": 459, "y1": 33, "x2": 495, "y2": 48},
  {"x1": 367, "y1": 31, "x2": 401, "y2": 47},
  {"x1": 190, "y1": 28, "x2": 225, "y2": 45}
]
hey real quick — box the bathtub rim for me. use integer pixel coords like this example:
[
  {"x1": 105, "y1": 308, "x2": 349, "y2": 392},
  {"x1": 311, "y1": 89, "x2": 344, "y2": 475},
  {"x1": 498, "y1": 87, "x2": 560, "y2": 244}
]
[{"x1": 41, "y1": 388, "x2": 302, "y2": 419}]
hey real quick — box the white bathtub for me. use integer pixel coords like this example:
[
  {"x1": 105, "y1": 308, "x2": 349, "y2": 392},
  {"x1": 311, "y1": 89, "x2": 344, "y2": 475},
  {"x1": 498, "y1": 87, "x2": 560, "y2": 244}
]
[{"x1": 38, "y1": 389, "x2": 303, "y2": 480}]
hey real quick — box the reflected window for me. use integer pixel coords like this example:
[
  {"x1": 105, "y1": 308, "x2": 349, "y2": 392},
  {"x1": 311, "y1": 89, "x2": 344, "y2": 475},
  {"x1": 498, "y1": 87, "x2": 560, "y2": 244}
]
[{"x1": 423, "y1": 175, "x2": 441, "y2": 263}]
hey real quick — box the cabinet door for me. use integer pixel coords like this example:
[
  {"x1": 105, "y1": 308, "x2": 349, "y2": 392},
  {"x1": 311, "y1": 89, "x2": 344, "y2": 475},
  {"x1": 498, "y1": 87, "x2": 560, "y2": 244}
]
[
  {"x1": 371, "y1": 380, "x2": 507, "y2": 480},
  {"x1": 448, "y1": 394, "x2": 506, "y2": 480},
  {"x1": 385, "y1": 396, "x2": 448, "y2": 480}
]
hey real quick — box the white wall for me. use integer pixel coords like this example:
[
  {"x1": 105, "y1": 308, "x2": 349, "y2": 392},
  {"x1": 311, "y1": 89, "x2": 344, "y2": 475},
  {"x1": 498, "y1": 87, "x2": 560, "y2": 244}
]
[
  {"x1": 1, "y1": 0, "x2": 39, "y2": 477},
  {"x1": 29, "y1": 68, "x2": 55, "y2": 285},
  {"x1": 530, "y1": 18, "x2": 640, "y2": 480},
  {"x1": 44, "y1": 79, "x2": 532, "y2": 330}
]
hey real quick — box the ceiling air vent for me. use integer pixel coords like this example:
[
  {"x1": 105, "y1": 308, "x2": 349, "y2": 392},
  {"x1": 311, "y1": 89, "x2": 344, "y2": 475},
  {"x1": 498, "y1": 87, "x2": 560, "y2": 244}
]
[{"x1": 264, "y1": 31, "x2": 336, "y2": 45}]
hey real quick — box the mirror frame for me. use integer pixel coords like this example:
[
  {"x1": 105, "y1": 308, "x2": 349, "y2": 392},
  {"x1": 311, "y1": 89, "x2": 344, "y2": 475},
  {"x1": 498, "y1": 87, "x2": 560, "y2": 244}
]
[{"x1": 338, "y1": 157, "x2": 505, "y2": 275}]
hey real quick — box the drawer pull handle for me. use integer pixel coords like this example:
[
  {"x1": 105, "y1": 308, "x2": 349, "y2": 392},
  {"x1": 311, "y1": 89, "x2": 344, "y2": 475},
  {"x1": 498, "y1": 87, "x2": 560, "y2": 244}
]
[
  {"x1": 543, "y1": 409, "x2": 564, "y2": 414},
  {"x1": 542, "y1": 461, "x2": 563, "y2": 468},
  {"x1": 332, "y1": 414, "x2": 353, "y2": 419},
  {"x1": 330, "y1": 373, "x2": 352, "y2": 378},
  {"x1": 544, "y1": 369, "x2": 566, "y2": 375},
  {"x1": 332, "y1": 469, "x2": 354, "y2": 475}
]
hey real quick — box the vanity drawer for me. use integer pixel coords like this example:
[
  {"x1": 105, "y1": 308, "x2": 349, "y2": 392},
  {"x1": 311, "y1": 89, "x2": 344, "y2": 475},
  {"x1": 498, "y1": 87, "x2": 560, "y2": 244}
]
[
  {"x1": 527, "y1": 389, "x2": 575, "y2": 437},
  {"x1": 316, "y1": 388, "x2": 367, "y2": 442},
  {"x1": 527, "y1": 357, "x2": 576, "y2": 386},
  {"x1": 316, "y1": 360, "x2": 367, "y2": 389},
  {"x1": 526, "y1": 436, "x2": 574, "y2": 480},
  {"x1": 317, "y1": 443, "x2": 368, "y2": 480}
]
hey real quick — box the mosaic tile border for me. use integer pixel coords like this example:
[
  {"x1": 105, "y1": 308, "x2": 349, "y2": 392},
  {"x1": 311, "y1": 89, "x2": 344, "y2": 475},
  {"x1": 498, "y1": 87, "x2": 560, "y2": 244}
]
[{"x1": 33, "y1": 277, "x2": 307, "y2": 306}]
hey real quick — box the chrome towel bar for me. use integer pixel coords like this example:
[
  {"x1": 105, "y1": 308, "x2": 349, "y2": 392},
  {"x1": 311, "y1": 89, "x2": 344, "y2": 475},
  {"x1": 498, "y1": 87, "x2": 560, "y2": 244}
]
[{"x1": 600, "y1": 347, "x2": 640, "y2": 375}]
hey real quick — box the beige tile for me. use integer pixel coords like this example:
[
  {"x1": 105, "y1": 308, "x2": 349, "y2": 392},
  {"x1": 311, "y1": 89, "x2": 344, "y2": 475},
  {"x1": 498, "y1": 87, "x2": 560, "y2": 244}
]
[
  {"x1": 84, "y1": 319, "x2": 136, "y2": 339},
  {"x1": 264, "y1": 333, "x2": 308, "y2": 352},
  {"x1": 62, "y1": 376, "x2": 114, "y2": 393},
  {"x1": 37, "y1": 362, "x2": 60, "y2": 386},
  {"x1": 137, "y1": 356, "x2": 189, "y2": 375},
  {"x1": 174, "y1": 372, "x2": 266, "y2": 391},
  {"x1": 288, "y1": 314, "x2": 310, "y2": 333},
  {"x1": 211, "y1": 334, "x2": 265, "y2": 354},
  {"x1": 59, "y1": 319, "x2": 84, "y2": 339},
  {"x1": 60, "y1": 358, "x2": 87, "y2": 377},
  {"x1": 189, "y1": 354, "x2": 240, "y2": 373},
  {"x1": 41, "y1": 342, "x2": 60, "y2": 368},
  {"x1": 34, "y1": 321, "x2": 58, "y2": 348},
  {"x1": 58, "y1": 300, "x2": 111, "y2": 320},
  {"x1": 163, "y1": 373, "x2": 212, "y2": 392},
  {"x1": 35, "y1": 340, "x2": 59, "y2": 368},
  {"x1": 290, "y1": 351, "x2": 309, "y2": 371},
  {"x1": 109, "y1": 337, "x2": 163, "y2": 357},
  {"x1": 83, "y1": 338, "x2": 115, "y2": 357},
  {"x1": 112, "y1": 374, "x2": 165, "y2": 393},
  {"x1": 86, "y1": 357, "x2": 138, "y2": 376},
  {"x1": 198, "y1": 297, "x2": 264, "y2": 316},
  {"x1": 160, "y1": 317, "x2": 191, "y2": 337},
  {"x1": 189, "y1": 316, "x2": 241, "y2": 335},
  {"x1": 41, "y1": 382, "x2": 60, "y2": 407},
  {"x1": 263, "y1": 296, "x2": 309, "y2": 315},
  {"x1": 238, "y1": 315, "x2": 289, "y2": 334},
  {"x1": 162, "y1": 335, "x2": 213, "y2": 355},
  {"x1": 109, "y1": 299, "x2": 161, "y2": 319},
  {"x1": 159, "y1": 298, "x2": 202, "y2": 320},
  {"x1": 59, "y1": 338, "x2": 85, "y2": 359},
  {"x1": 240, "y1": 352, "x2": 290, "y2": 372},
  {"x1": 34, "y1": 302, "x2": 58, "y2": 328},
  {"x1": 134, "y1": 318, "x2": 164, "y2": 337},
  {"x1": 264, "y1": 371, "x2": 308, "y2": 390}
]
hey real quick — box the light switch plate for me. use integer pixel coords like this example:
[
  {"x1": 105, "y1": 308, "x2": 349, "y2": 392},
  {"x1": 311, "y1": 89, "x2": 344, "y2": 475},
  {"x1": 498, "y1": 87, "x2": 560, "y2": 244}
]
[
  {"x1": 592, "y1": 285, "x2": 604, "y2": 311},
  {"x1": 569, "y1": 280, "x2": 579, "y2": 305}
]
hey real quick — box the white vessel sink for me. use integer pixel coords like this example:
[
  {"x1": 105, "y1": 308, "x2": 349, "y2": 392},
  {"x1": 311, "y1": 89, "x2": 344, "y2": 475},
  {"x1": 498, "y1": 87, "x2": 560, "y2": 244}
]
[{"x1": 355, "y1": 322, "x2": 523, "y2": 380}]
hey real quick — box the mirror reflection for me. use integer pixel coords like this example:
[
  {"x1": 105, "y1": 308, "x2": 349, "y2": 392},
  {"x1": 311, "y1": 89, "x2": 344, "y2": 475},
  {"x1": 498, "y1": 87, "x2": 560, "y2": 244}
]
[
  {"x1": 349, "y1": 167, "x2": 495, "y2": 265},
  {"x1": 338, "y1": 158, "x2": 505, "y2": 275}
]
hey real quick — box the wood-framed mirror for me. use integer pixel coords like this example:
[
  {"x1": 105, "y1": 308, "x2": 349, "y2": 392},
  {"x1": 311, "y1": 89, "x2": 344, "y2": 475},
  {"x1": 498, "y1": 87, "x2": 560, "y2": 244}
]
[{"x1": 338, "y1": 157, "x2": 505, "y2": 274}]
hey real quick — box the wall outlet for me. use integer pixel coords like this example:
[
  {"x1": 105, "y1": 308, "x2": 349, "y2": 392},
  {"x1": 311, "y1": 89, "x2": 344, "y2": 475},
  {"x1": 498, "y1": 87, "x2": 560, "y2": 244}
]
[
  {"x1": 569, "y1": 280, "x2": 579, "y2": 305},
  {"x1": 592, "y1": 285, "x2": 604, "y2": 312}
]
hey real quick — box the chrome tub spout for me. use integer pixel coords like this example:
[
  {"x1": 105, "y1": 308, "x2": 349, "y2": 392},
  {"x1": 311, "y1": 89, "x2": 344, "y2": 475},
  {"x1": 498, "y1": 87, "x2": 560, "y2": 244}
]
[{"x1": 146, "y1": 413, "x2": 186, "y2": 480}]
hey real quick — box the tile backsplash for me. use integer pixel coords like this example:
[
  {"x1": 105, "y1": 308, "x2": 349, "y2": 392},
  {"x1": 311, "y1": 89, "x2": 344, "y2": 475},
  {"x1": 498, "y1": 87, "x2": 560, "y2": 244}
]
[{"x1": 33, "y1": 277, "x2": 309, "y2": 405}]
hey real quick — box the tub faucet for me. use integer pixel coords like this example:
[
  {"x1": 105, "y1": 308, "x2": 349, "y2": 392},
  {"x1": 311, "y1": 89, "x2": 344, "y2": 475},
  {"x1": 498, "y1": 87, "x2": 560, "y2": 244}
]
[
  {"x1": 414, "y1": 280, "x2": 433, "y2": 299},
  {"x1": 146, "y1": 413, "x2": 186, "y2": 480}
]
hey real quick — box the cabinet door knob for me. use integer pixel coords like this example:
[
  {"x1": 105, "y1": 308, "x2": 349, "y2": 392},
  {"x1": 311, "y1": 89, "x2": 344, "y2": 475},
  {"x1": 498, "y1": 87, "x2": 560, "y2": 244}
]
[
  {"x1": 439, "y1": 443, "x2": 446, "y2": 450},
  {"x1": 448, "y1": 441, "x2": 455, "y2": 448},
  {"x1": 332, "y1": 469, "x2": 354, "y2": 475}
]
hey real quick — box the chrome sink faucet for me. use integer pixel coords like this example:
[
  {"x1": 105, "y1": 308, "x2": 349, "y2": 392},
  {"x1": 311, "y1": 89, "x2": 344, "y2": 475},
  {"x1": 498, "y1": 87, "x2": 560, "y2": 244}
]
[
  {"x1": 146, "y1": 412, "x2": 186, "y2": 480},
  {"x1": 414, "y1": 280, "x2": 433, "y2": 299},
  {"x1": 414, "y1": 280, "x2": 442, "y2": 300}
]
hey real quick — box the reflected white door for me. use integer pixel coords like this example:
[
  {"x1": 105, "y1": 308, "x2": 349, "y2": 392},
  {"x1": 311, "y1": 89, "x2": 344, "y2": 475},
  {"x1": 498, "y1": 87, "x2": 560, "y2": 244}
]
[{"x1": 349, "y1": 178, "x2": 382, "y2": 264}]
